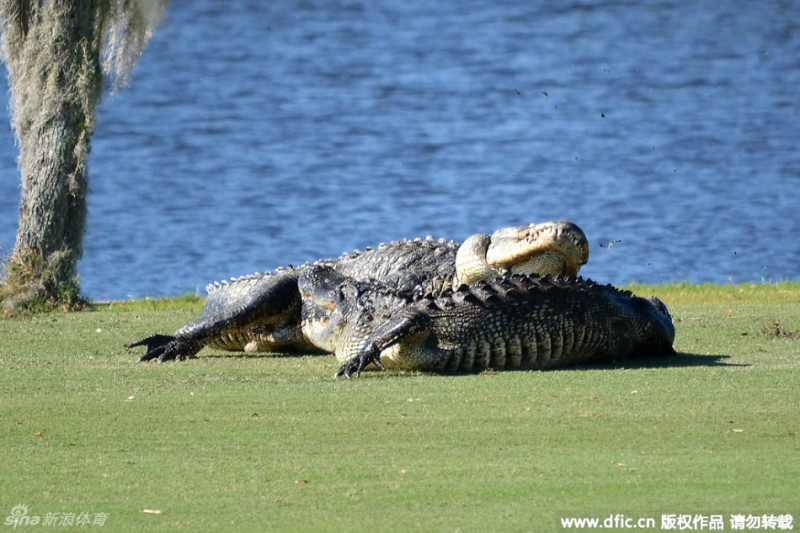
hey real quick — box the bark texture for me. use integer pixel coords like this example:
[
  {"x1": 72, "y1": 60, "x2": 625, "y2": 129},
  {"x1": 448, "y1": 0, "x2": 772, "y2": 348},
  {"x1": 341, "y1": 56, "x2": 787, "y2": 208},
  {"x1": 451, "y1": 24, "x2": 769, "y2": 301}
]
[
  {"x1": 1, "y1": 1, "x2": 100, "y2": 310},
  {"x1": 0, "y1": 0, "x2": 167, "y2": 312}
]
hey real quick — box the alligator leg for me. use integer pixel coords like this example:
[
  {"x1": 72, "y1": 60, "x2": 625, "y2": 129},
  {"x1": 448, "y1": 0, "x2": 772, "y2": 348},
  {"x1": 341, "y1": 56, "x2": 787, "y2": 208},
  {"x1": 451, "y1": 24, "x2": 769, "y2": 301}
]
[
  {"x1": 126, "y1": 268, "x2": 303, "y2": 361},
  {"x1": 125, "y1": 334, "x2": 202, "y2": 362},
  {"x1": 334, "y1": 309, "x2": 431, "y2": 378},
  {"x1": 334, "y1": 339, "x2": 385, "y2": 379}
]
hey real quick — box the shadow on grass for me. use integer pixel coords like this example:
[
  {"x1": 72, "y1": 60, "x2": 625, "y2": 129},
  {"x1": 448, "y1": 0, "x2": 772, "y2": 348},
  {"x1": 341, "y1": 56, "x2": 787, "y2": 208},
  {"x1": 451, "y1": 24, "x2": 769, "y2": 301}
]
[
  {"x1": 577, "y1": 352, "x2": 748, "y2": 371},
  {"x1": 198, "y1": 351, "x2": 746, "y2": 371}
]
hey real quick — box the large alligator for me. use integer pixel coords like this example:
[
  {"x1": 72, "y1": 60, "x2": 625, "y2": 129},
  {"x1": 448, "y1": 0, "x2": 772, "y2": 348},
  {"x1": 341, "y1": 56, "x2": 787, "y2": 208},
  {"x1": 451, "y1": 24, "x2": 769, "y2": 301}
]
[
  {"x1": 297, "y1": 266, "x2": 676, "y2": 377},
  {"x1": 127, "y1": 220, "x2": 589, "y2": 362}
]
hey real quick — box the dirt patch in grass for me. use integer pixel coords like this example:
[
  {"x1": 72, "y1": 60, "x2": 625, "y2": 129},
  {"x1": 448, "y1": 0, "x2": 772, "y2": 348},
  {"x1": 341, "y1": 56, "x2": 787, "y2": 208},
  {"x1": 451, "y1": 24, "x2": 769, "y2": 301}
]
[{"x1": 760, "y1": 320, "x2": 800, "y2": 339}]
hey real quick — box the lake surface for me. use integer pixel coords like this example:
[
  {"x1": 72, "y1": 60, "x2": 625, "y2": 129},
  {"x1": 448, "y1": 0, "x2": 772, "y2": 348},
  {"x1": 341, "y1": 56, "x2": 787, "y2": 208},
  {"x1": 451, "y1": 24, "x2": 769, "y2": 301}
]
[{"x1": 1, "y1": 0, "x2": 798, "y2": 300}]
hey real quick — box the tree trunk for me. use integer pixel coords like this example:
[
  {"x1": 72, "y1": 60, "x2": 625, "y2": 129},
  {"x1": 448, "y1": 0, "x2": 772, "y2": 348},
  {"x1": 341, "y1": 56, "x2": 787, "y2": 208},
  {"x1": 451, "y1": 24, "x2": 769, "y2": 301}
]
[{"x1": 1, "y1": 0, "x2": 102, "y2": 311}]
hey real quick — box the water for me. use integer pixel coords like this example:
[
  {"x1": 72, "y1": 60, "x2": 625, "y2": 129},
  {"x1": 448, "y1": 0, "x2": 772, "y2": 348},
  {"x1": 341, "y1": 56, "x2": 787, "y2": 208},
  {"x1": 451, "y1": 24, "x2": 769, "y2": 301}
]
[{"x1": 1, "y1": 0, "x2": 798, "y2": 300}]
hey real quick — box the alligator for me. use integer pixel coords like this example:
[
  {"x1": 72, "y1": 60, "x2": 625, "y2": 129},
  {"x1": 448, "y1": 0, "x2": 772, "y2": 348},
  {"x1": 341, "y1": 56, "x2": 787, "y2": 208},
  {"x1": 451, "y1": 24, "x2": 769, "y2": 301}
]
[
  {"x1": 297, "y1": 266, "x2": 676, "y2": 377},
  {"x1": 126, "y1": 220, "x2": 589, "y2": 362}
]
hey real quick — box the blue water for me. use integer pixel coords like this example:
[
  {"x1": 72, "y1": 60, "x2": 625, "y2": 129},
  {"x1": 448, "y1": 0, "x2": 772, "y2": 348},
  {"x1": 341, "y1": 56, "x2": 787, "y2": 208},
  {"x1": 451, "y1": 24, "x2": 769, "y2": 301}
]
[{"x1": 1, "y1": 0, "x2": 798, "y2": 300}]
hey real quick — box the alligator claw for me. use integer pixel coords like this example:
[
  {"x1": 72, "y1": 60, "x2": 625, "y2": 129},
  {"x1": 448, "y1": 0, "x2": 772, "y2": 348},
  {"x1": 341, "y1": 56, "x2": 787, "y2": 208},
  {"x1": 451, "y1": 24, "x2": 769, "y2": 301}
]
[
  {"x1": 125, "y1": 334, "x2": 199, "y2": 362},
  {"x1": 334, "y1": 342, "x2": 384, "y2": 379}
]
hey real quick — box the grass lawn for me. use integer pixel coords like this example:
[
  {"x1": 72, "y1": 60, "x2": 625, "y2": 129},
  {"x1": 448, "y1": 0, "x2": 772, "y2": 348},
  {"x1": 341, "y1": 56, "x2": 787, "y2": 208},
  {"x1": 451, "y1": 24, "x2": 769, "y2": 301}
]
[{"x1": 1, "y1": 283, "x2": 798, "y2": 531}]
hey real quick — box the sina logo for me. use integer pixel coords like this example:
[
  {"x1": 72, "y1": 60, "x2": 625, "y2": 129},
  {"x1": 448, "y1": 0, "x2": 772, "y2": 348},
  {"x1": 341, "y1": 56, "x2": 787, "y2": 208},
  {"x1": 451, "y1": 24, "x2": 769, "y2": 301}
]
[{"x1": 4, "y1": 504, "x2": 40, "y2": 528}]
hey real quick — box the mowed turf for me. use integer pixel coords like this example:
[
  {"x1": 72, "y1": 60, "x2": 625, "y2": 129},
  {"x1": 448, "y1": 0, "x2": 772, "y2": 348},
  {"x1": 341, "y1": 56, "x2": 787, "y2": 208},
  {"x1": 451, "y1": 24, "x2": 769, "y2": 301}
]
[{"x1": 0, "y1": 283, "x2": 798, "y2": 531}]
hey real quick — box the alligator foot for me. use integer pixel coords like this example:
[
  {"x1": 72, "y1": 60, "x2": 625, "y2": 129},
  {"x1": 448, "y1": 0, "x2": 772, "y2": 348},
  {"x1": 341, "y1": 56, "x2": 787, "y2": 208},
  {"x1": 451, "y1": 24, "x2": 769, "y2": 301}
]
[
  {"x1": 125, "y1": 334, "x2": 200, "y2": 362},
  {"x1": 334, "y1": 341, "x2": 385, "y2": 379}
]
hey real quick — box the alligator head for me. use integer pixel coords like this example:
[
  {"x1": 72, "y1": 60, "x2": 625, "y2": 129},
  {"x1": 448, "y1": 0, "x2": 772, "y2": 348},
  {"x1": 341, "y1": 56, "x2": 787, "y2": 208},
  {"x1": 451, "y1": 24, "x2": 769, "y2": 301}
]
[
  {"x1": 298, "y1": 266, "x2": 356, "y2": 354},
  {"x1": 298, "y1": 266, "x2": 412, "y2": 357},
  {"x1": 629, "y1": 295, "x2": 676, "y2": 355},
  {"x1": 455, "y1": 220, "x2": 589, "y2": 285}
]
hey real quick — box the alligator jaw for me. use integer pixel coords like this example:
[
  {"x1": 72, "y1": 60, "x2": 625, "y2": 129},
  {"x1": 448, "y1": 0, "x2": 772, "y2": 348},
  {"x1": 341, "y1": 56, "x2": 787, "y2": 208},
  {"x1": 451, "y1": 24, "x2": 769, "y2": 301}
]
[
  {"x1": 485, "y1": 221, "x2": 589, "y2": 277},
  {"x1": 455, "y1": 220, "x2": 589, "y2": 285}
]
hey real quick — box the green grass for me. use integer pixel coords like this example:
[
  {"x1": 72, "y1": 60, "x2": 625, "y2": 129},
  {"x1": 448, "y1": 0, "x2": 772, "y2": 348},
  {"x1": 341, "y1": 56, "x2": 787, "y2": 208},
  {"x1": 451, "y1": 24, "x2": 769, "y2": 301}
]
[{"x1": 1, "y1": 283, "x2": 798, "y2": 531}]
